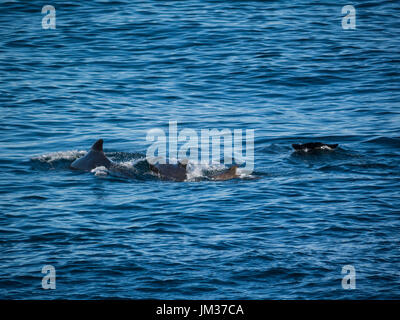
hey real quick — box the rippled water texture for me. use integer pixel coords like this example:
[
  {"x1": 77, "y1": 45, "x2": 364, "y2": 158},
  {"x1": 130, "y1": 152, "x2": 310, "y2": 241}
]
[{"x1": 0, "y1": 0, "x2": 399, "y2": 299}]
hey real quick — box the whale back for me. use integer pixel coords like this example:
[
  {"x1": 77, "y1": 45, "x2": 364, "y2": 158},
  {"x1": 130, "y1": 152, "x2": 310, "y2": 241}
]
[
  {"x1": 292, "y1": 142, "x2": 338, "y2": 151},
  {"x1": 149, "y1": 163, "x2": 187, "y2": 181},
  {"x1": 71, "y1": 139, "x2": 112, "y2": 171},
  {"x1": 211, "y1": 165, "x2": 238, "y2": 181}
]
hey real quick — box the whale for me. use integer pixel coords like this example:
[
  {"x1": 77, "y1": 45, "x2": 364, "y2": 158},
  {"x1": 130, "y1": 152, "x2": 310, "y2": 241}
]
[
  {"x1": 70, "y1": 139, "x2": 112, "y2": 171},
  {"x1": 70, "y1": 139, "x2": 241, "y2": 181},
  {"x1": 292, "y1": 142, "x2": 338, "y2": 152},
  {"x1": 148, "y1": 161, "x2": 188, "y2": 182},
  {"x1": 149, "y1": 161, "x2": 240, "y2": 182},
  {"x1": 211, "y1": 165, "x2": 239, "y2": 181}
]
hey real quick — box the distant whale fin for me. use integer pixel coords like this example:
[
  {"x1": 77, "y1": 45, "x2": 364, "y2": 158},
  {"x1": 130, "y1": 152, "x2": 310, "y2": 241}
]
[
  {"x1": 228, "y1": 165, "x2": 238, "y2": 174},
  {"x1": 91, "y1": 139, "x2": 104, "y2": 152},
  {"x1": 292, "y1": 142, "x2": 339, "y2": 151}
]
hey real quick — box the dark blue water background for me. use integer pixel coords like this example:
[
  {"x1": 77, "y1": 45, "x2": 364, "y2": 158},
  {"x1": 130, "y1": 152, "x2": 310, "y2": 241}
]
[{"x1": 0, "y1": 0, "x2": 399, "y2": 299}]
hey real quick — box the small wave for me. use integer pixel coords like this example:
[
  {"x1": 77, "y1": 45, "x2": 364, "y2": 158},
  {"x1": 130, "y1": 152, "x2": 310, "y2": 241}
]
[
  {"x1": 31, "y1": 150, "x2": 86, "y2": 163},
  {"x1": 364, "y1": 137, "x2": 400, "y2": 148},
  {"x1": 30, "y1": 150, "x2": 87, "y2": 171},
  {"x1": 185, "y1": 161, "x2": 225, "y2": 181},
  {"x1": 107, "y1": 158, "x2": 152, "y2": 180},
  {"x1": 107, "y1": 151, "x2": 146, "y2": 162}
]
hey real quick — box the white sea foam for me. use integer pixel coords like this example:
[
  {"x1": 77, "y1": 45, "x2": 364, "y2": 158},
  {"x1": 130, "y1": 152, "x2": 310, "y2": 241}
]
[
  {"x1": 184, "y1": 160, "x2": 254, "y2": 181},
  {"x1": 91, "y1": 166, "x2": 109, "y2": 176},
  {"x1": 32, "y1": 150, "x2": 87, "y2": 162},
  {"x1": 113, "y1": 157, "x2": 147, "y2": 171}
]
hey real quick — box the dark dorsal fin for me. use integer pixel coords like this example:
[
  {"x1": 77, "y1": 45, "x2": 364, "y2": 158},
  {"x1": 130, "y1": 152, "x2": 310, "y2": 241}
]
[
  {"x1": 292, "y1": 144, "x2": 301, "y2": 150},
  {"x1": 91, "y1": 139, "x2": 103, "y2": 152},
  {"x1": 178, "y1": 161, "x2": 188, "y2": 170}
]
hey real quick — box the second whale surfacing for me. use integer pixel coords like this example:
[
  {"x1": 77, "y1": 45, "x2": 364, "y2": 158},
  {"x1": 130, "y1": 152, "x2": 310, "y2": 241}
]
[
  {"x1": 211, "y1": 165, "x2": 239, "y2": 181},
  {"x1": 148, "y1": 162, "x2": 188, "y2": 182},
  {"x1": 292, "y1": 142, "x2": 338, "y2": 152},
  {"x1": 148, "y1": 161, "x2": 240, "y2": 182},
  {"x1": 70, "y1": 139, "x2": 112, "y2": 171}
]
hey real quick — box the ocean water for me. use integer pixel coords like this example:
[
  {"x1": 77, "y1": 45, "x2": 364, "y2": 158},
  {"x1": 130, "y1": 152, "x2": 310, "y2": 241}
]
[{"x1": 0, "y1": 0, "x2": 399, "y2": 299}]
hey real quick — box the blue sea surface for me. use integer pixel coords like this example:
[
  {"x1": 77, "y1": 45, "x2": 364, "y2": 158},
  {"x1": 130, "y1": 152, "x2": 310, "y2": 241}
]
[{"x1": 0, "y1": 0, "x2": 399, "y2": 299}]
